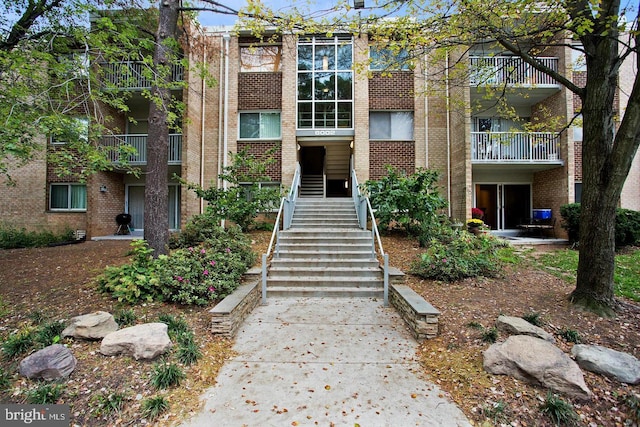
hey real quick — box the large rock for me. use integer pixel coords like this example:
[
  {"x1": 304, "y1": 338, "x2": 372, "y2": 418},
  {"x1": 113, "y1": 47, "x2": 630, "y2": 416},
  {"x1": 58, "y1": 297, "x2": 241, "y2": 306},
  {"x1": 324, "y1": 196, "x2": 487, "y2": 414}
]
[
  {"x1": 572, "y1": 344, "x2": 640, "y2": 384},
  {"x1": 496, "y1": 315, "x2": 555, "y2": 342},
  {"x1": 483, "y1": 335, "x2": 591, "y2": 400},
  {"x1": 100, "y1": 323, "x2": 172, "y2": 360},
  {"x1": 62, "y1": 311, "x2": 118, "y2": 340},
  {"x1": 19, "y1": 344, "x2": 76, "y2": 379}
]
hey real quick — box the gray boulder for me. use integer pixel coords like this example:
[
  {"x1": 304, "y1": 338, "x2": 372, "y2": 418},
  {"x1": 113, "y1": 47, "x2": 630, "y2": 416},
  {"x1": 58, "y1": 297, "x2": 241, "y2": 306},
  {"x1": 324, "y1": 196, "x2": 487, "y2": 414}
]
[
  {"x1": 62, "y1": 311, "x2": 118, "y2": 340},
  {"x1": 572, "y1": 344, "x2": 640, "y2": 384},
  {"x1": 484, "y1": 335, "x2": 591, "y2": 400},
  {"x1": 19, "y1": 344, "x2": 76, "y2": 379},
  {"x1": 496, "y1": 315, "x2": 555, "y2": 342},
  {"x1": 100, "y1": 323, "x2": 172, "y2": 360}
]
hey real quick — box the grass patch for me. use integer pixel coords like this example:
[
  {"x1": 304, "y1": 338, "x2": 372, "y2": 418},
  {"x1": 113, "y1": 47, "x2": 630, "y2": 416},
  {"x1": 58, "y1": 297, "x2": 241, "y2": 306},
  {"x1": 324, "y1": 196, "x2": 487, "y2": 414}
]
[
  {"x1": 539, "y1": 392, "x2": 579, "y2": 426},
  {"x1": 2, "y1": 329, "x2": 35, "y2": 359},
  {"x1": 114, "y1": 308, "x2": 137, "y2": 327},
  {"x1": 26, "y1": 383, "x2": 65, "y2": 404},
  {"x1": 536, "y1": 248, "x2": 640, "y2": 302},
  {"x1": 34, "y1": 320, "x2": 65, "y2": 347},
  {"x1": 522, "y1": 312, "x2": 544, "y2": 327},
  {"x1": 481, "y1": 327, "x2": 498, "y2": 343},
  {"x1": 91, "y1": 391, "x2": 127, "y2": 416},
  {"x1": 151, "y1": 361, "x2": 186, "y2": 389},
  {"x1": 559, "y1": 328, "x2": 582, "y2": 344},
  {"x1": 142, "y1": 395, "x2": 169, "y2": 420}
]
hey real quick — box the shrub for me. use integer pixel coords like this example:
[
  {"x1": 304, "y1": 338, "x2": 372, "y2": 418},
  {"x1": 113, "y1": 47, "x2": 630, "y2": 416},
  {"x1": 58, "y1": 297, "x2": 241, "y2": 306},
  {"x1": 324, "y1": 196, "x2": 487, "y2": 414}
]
[
  {"x1": 362, "y1": 167, "x2": 448, "y2": 235},
  {"x1": 0, "y1": 226, "x2": 74, "y2": 249},
  {"x1": 157, "y1": 314, "x2": 190, "y2": 338},
  {"x1": 560, "y1": 203, "x2": 640, "y2": 247},
  {"x1": 169, "y1": 213, "x2": 224, "y2": 249},
  {"x1": 151, "y1": 362, "x2": 186, "y2": 389},
  {"x1": 142, "y1": 396, "x2": 169, "y2": 420},
  {"x1": 411, "y1": 230, "x2": 503, "y2": 281},
  {"x1": 539, "y1": 392, "x2": 579, "y2": 426},
  {"x1": 182, "y1": 148, "x2": 282, "y2": 231},
  {"x1": 154, "y1": 245, "x2": 249, "y2": 305},
  {"x1": 177, "y1": 339, "x2": 202, "y2": 366},
  {"x1": 99, "y1": 230, "x2": 254, "y2": 305},
  {"x1": 96, "y1": 240, "x2": 160, "y2": 304}
]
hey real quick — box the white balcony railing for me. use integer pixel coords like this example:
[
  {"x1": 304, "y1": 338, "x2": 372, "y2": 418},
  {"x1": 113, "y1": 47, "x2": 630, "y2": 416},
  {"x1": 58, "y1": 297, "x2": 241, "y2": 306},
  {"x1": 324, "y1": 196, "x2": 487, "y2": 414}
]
[
  {"x1": 101, "y1": 134, "x2": 182, "y2": 165},
  {"x1": 100, "y1": 61, "x2": 184, "y2": 90},
  {"x1": 472, "y1": 132, "x2": 561, "y2": 162},
  {"x1": 470, "y1": 56, "x2": 558, "y2": 87}
]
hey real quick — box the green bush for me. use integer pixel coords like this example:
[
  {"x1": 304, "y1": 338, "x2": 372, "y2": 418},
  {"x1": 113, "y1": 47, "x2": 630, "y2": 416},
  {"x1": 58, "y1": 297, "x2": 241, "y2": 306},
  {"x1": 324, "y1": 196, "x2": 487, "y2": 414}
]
[
  {"x1": 560, "y1": 203, "x2": 640, "y2": 247},
  {"x1": 151, "y1": 362, "x2": 185, "y2": 389},
  {"x1": 411, "y1": 230, "x2": 504, "y2": 281},
  {"x1": 96, "y1": 240, "x2": 161, "y2": 304},
  {"x1": 362, "y1": 167, "x2": 448, "y2": 235},
  {"x1": 154, "y1": 244, "x2": 249, "y2": 305},
  {"x1": 26, "y1": 383, "x2": 64, "y2": 404},
  {"x1": 169, "y1": 213, "x2": 224, "y2": 249},
  {"x1": 0, "y1": 226, "x2": 74, "y2": 249},
  {"x1": 98, "y1": 230, "x2": 254, "y2": 305},
  {"x1": 141, "y1": 395, "x2": 169, "y2": 420}
]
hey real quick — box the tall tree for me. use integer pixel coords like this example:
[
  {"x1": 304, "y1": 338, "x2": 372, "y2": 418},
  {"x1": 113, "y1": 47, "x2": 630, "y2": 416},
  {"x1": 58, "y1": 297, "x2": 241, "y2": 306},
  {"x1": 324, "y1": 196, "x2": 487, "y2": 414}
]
[{"x1": 144, "y1": 0, "x2": 179, "y2": 256}]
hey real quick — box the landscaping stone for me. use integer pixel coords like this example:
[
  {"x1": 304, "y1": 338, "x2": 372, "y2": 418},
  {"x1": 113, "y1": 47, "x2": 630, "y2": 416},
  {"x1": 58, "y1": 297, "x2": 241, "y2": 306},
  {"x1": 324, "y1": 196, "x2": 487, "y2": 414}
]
[
  {"x1": 572, "y1": 344, "x2": 640, "y2": 384},
  {"x1": 62, "y1": 311, "x2": 118, "y2": 340},
  {"x1": 19, "y1": 344, "x2": 76, "y2": 379},
  {"x1": 483, "y1": 335, "x2": 591, "y2": 400},
  {"x1": 100, "y1": 323, "x2": 172, "y2": 360},
  {"x1": 496, "y1": 315, "x2": 555, "y2": 342}
]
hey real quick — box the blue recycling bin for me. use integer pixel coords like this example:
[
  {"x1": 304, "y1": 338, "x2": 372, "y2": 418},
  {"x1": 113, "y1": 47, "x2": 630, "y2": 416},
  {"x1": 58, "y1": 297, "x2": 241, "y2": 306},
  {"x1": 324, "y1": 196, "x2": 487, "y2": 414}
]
[{"x1": 532, "y1": 209, "x2": 552, "y2": 220}]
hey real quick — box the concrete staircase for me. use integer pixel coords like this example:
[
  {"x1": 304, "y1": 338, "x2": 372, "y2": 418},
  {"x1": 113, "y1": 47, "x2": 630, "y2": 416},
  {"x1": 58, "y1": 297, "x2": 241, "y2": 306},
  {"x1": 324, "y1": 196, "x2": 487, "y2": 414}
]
[
  {"x1": 300, "y1": 175, "x2": 324, "y2": 197},
  {"x1": 267, "y1": 198, "x2": 384, "y2": 297}
]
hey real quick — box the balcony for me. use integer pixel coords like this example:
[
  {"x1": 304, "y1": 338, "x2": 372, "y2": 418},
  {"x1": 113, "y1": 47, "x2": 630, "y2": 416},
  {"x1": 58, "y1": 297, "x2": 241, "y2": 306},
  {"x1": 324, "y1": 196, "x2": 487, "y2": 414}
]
[
  {"x1": 470, "y1": 56, "x2": 559, "y2": 87},
  {"x1": 101, "y1": 134, "x2": 182, "y2": 165},
  {"x1": 100, "y1": 61, "x2": 184, "y2": 90},
  {"x1": 472, "y1": 132, "x2": 561, "y2": 163}
]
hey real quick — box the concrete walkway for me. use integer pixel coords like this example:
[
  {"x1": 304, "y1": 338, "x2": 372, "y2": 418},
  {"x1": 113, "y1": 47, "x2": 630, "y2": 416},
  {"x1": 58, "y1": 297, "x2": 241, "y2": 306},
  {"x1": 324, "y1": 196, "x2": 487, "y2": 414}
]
[{"x1": 180, "y1": 297, "x2": 471, "y2": 427}]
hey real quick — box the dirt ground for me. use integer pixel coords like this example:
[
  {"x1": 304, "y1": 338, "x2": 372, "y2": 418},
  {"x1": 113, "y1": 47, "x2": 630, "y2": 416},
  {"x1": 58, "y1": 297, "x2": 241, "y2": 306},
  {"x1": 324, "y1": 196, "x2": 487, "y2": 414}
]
[{"x1": 0, "y1": 232, "x2": 638, "y2": 426}]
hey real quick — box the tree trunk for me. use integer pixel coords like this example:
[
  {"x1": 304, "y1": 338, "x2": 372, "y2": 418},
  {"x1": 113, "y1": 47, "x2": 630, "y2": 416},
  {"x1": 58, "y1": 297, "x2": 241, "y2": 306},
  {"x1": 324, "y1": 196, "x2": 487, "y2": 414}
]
[
  {"x1": 144, "y1": 0, "x2": 179, "y2": 257},
  {"x1": 571, "y1": 14, "x2": 640, "y2": 315}
]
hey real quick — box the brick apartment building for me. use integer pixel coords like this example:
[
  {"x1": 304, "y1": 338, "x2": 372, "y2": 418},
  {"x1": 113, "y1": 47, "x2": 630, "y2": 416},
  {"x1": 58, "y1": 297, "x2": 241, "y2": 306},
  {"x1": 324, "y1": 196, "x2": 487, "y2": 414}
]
[{"x1": 1, "y1": 25, "x2": 638, "y2": 239}]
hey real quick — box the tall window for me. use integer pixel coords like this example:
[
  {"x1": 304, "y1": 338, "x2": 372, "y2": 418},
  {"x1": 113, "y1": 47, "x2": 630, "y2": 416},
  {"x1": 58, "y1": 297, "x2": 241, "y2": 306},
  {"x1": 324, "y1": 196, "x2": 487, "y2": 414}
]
[
  {"x1": 50, "y1": 184, "x2": 87, "y2": 211},
  {"x1": 370, "y1": 112, "x2": 414, "y2": 140},
  {"x1": 297, "y1": 35, "x2": 353, "y2": 129},
  {"x1": 239, "y1": 112, "x2": 281, "y2": 139},
  {"x1": 240, "y1": 45, "x2": 282, "y2": 72}
]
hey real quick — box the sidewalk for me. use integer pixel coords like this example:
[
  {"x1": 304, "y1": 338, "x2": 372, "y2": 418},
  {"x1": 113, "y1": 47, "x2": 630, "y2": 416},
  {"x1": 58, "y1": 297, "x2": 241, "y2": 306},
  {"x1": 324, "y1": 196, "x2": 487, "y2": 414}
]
[{"x1": 180, "y1": 297, "x2": 472, "y2": 427}]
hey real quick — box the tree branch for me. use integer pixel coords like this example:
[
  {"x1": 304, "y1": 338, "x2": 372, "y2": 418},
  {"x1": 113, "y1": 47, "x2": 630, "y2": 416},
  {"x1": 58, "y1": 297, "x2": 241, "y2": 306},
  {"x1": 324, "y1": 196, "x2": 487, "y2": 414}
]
[{"x1": 1, "y1": 0, "x2": 64, "y2": 51}]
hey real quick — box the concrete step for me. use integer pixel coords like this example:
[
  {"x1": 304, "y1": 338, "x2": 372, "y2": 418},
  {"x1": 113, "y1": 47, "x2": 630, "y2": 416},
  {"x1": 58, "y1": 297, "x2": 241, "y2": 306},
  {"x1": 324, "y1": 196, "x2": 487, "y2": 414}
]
[
  {"x1": 267, "y1": 286, "x2": 383, "y2": 298},
  {"x1": 276, "y1": 250, "x2": 374, "y2": 260},
  {"x1": 268, "y1": 266, "x2": 381, "y2": 278},
  {"x1": 290, "y1": 220, "x2": 360, "y2": 228},
  {"x1": 280, "y1": 229, "x2": 370, "y2": 238},
  {"x1": 277, "y1": 242, "x2": 372, "y2": 251},
  {"x1": 270, "y1": 258, "x2": 380, "y2": 268},
  {"x1": 266, "y1": 276, "x2": 383, "y2": 288}
]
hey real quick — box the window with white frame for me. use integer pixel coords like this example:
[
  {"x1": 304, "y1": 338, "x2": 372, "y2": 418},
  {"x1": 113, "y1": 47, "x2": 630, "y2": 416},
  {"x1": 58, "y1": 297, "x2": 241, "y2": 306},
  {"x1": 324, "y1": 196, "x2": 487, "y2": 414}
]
[
  {"x1": 572, "y1": 114, "x2": 583, "y2": 141},
  {"x1": 297, "y1": 35, "x2": 354, "y2": 129},
  {"x1": 50, "y1": 184, "x2": 87, "y2": 211},
  {"x1": 239, "y1": 112, "x2": 281, "y2": 139},
  {"x1": 50, "y1": 117, "x2": 89, "y2": 145},
  {"x1": 240, "y1": 45, "x2": 282, "y2": 72},
  {"x1": 369, "y1": 46, "x2": 411, "y2": 70},
  {"x1": 369, "y1": 111, "x2": 414, "y2": 140}
]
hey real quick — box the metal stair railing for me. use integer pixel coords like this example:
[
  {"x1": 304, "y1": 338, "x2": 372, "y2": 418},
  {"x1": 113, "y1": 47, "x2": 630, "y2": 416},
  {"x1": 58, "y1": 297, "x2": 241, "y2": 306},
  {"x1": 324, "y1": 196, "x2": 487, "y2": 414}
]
[
  {"x1": 351, "y1": 157, "x2": 389, "y2": 306},
  {"x1": 261, "y1": 163, "x2": 301, "y2": 304}
]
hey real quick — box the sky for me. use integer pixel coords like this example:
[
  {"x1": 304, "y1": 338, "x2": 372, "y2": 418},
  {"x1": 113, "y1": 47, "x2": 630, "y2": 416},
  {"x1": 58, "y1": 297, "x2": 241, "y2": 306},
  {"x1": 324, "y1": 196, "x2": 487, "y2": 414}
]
[{"x1": 196, "y1": 0, "x2": 351, "y2": 27}]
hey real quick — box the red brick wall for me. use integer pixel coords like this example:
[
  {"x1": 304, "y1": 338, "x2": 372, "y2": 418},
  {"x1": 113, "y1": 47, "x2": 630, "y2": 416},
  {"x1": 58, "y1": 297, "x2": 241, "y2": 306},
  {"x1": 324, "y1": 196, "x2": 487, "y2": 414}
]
[
  {"x1": 369, "y1": 141, "x2": 415, "y2": 180},
  {"x1": 238, "y1": 73, "x2": 283, "y2": 110},
  {"x1": 237, "y1": 141, "x2": 282, "y2": 182},
  {"x1": 369, "y1": 72, "x2": 414, "y2": 110}
]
